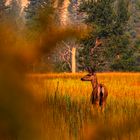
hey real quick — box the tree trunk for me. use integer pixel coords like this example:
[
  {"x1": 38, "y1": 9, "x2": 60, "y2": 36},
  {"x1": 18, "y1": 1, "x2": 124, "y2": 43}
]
[{"x1": 72, "y1": 47, "x2": 76, "y2": 73}]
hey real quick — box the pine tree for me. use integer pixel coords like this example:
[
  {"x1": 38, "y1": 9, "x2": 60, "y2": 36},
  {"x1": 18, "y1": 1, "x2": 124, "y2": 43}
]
[
  {"x1": 24, "y1": 0, "x2": 54, "y2": 32},
  {"x1": 78, "y1": 0, "x2": 136, "y2": 71},
  {"x1": 24, "y1": 0, "x2": 57, "y2": 72},
  {"x1": 0, "y1": 0, "x2": 9, "y2": 20},
  {"x1": 9, "y1": 0, "x2": 22, "y2": 28},
  {"x1": 25, "y1": 0, "x2": 38, "y2": 20},
  {"x1": 9, "y1": 0, "x2": 21, "y2": 17},
  {"x1": 128, "y1": 0, "x2": 140, "y2": 71}
]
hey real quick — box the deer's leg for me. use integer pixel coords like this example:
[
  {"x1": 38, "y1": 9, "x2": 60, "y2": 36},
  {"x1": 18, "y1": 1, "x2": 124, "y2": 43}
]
[
  {"x1": 90, "y1": 103, "x2": 98, "y2": 116},
  {"x1": 101, "y1": 100, "x2": 106, "y2": 113},
  {"x1": 90, "y1": 91, "x2": 95, "y2": 104},
  {"x1": 94, "y1": 101, "x2": 100, "y2": 114}
]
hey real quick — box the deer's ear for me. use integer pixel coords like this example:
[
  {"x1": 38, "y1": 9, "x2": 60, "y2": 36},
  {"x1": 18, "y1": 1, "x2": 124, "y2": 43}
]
[
  {"x1": 91, "y1": 67, "x2": 95, "y2": 74},
  {"x1": 93, "y1": 72, "x2": 96, "y2": 75},
  {"x1": 91, "y1": 72, "x2": 95, "y2": 75},
  {"x1": 85, "y1": 66, "x2": 89, "y2": 72},
  {"x1": 85, "y1": 66, "x2": 92, "y2": 73}
]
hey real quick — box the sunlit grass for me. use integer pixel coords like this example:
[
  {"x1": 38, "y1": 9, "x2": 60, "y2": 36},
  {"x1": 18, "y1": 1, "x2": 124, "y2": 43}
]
[{"x1": 29, "y1": 72, "x2": 140, "y2": 140}]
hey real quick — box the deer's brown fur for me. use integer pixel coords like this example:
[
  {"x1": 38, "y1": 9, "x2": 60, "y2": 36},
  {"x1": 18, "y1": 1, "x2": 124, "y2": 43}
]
[{"x1": 81, "y1": 69, "x2": 108, "y2": 111}]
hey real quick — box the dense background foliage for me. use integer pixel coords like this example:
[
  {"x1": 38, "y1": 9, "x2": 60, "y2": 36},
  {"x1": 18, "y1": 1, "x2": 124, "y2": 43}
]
[
  {"x1": 23, "y1": 0, "x2": 140, "y2": 72},
  {"x1": 1, "y1": 0, "x2": 140, "y2": 72}
]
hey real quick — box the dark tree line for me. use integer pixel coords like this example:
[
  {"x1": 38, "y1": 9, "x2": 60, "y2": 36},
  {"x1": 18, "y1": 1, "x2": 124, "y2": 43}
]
[
  {"x1": 78, "y1": 0, "x2": 140, "y2": 71},
  {"x1": 24, "y1": 0, "x2": 140, "y2": 72},
  {"x1": 1, "y1": 0, "x2": 139, "y2": 72},
  {"x1": 0, "y1": 0, "x2": 22, "y2": 28}
]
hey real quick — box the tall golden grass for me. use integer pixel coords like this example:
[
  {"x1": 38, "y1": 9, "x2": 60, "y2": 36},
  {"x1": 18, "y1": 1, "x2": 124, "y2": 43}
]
[
  {"x1": 0, "y1": 7, "x2": 139, "y2": 140},
  {"x1": 29, "y1": 72, "x2": 140, "y2": 140},
  {"x1": 0, "y1": 12, "x2": 87, "y2": 139}
]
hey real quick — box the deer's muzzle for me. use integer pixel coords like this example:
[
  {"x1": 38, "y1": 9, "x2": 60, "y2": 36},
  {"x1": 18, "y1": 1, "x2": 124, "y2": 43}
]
[{"x1": 81, "y1": 78, "x2": 84, "y2": 81}]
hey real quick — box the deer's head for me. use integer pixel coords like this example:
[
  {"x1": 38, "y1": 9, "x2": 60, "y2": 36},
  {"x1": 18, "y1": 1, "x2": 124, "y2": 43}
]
[{"x1": 81, "y1": 67, "x2": 96, "y2": 81}]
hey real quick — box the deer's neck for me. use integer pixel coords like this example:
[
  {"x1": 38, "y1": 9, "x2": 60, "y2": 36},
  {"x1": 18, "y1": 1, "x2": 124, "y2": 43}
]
[{"x1": 91, "y1": 78, "x2": 98, "y2": 90}]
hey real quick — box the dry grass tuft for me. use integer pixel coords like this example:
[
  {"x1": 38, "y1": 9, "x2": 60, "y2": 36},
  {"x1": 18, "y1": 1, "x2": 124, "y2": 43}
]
[{"x1": 29, "y1": 72, "x2": 140, "y2": 140}]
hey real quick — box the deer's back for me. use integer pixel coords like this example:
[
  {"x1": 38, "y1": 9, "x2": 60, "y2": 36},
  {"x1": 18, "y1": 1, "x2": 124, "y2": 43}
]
[
  {"x1": 91, "y1": 83, "x2": 108, "y2": 105},
  {"x1": 98, "y1": 83, "x2": 108, "y2": 99}
]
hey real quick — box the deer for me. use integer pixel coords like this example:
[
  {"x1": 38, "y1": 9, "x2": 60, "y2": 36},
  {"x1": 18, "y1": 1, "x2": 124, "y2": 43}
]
[{"x1": 81, "y1": 67, "x2": 108, "y2": 112}]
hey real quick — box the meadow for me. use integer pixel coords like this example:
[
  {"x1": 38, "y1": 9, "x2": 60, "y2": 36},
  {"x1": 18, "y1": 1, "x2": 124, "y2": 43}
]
[{"x1": 29, "y1": 73, "x2": 140, "y2": 140}]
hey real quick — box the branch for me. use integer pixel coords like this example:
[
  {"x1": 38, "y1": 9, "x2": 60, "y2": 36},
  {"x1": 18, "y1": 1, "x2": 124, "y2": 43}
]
[
  {"x1": 62, "y1": 41, "x2": 72, "y2": 53},
  {"x1": 90, "y1": 37, "x2": 102, "y2": 55}
]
